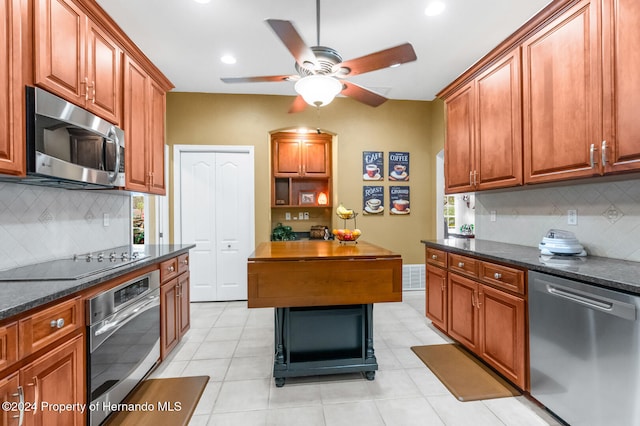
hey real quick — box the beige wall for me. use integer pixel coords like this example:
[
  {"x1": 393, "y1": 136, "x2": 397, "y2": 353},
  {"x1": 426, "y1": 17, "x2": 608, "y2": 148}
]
[{"x1": 166, "y1": 93, "x2": 444, "y2": 264}]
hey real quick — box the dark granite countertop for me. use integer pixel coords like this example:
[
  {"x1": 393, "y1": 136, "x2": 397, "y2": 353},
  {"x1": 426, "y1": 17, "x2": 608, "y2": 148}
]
[
  {"x1": 422, "y1": 238, "x2": 640, "y2": 295},
  {"x1": 0, "y1": 244, "x2": 195, "y2": 322}
]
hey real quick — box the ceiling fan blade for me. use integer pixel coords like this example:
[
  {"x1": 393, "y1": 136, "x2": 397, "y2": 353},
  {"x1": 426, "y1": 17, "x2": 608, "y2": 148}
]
[
  {"x1": 334, "y1": 43, "x2": 417, "y2": 77},
  {"x1": 221, "y1": 75, "x2": 297, "y2": 83},
  {"x1": 340, "y1": 81, "x2": 388, "y2": 107},
  {"x1": 288, "y1": 95, "x2": 308, "y2": 113},
  {"x1": 266, "y1": 19, "x2": 317, "y2": 70}
]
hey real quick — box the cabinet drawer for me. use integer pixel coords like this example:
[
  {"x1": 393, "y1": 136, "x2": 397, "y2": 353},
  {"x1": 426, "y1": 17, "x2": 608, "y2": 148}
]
[
  {"x1": 177, "y1": 253, "x2": 189, "y2": 275},
  {"x1": 18, "y1": 297, "x2": 82, "y2": 358},
  {"x1": 449, "y1": 253, "x2": 479, "y2": 278},
  {"x1": 479, "y1": 261, "x2": 525, "y2": 295},
  {"x1": 160, "y1": 257, "x2": 179, "y2": 283},
  {"x1": 0, "y1": 322, "x2": 18, "y2": 372},
  {"x1": 426, "y1": 248, "x2": 448, "y2": 268}
]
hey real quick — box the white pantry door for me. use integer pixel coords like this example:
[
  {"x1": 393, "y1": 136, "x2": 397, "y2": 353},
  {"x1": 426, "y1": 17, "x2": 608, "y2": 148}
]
[{"x1": 176, "y1": 146, "x2": 254, "y2": 301}]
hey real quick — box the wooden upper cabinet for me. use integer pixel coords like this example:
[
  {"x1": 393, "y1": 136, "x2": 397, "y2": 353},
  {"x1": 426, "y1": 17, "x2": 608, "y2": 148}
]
[
  {"x1": 123, "y1": 55, "x2": 165, "y2": 195},
  {"x1": 444, "y1": 48, "x2": 522, "y2": 194},
  {"x1": 601, "y1": 0, "x2": 640, "y2": 174},
  {"x1": 444, "y1": 82, "x2": 475, "y2": 194},
  {"x1": 34, "y1": 0, "x2": 122, "y2": 125},
  {"x1": 0, "y1": 0, "x2": 25, "y2": 176},
  {"x1": 475, "y1": 49, "x2": 522, "y2": 190},
  {"x1": 522, "y1": 0, "x2": 602, "y2": 184},
  {"x1": 272, "y1": 133, "x2": 331, "y2": 178}
]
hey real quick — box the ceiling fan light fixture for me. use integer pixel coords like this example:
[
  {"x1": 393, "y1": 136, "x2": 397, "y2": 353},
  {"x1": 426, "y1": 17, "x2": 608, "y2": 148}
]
[
  {"x1": 295, "y1": 75, "x2": 342, "y2": 107},
  {"x1": 425, "y1": 1, "x2": 446, "y2": 16}
]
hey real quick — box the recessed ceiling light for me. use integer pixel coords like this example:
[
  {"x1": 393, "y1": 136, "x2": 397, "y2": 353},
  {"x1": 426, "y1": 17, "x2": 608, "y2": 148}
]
[
  {"x1": 425, "y1": 1, "x2": 446, "y2": 16},
  {"x1": 193, "y1": 0, "x2": 211, "y2": 4},
  {"x1": 220, "y1": 55, "x2": 237, "y2": 65}
]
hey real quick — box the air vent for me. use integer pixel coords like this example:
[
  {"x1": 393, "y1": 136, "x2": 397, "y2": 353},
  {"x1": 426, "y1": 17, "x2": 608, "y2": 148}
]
[{"x1": 402, "y1": 264, "x2": 425, "y2": 290}]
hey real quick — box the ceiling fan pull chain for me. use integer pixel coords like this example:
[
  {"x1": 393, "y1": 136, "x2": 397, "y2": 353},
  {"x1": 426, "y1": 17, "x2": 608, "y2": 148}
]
[{"x1": 316, "y1": 0, "x2": 321, "y2": 46}]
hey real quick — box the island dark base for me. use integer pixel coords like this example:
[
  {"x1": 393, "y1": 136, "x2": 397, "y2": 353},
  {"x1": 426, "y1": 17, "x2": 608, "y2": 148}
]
[{"x1": 273, "y1": 304, "x2": 377, "y2": 387}]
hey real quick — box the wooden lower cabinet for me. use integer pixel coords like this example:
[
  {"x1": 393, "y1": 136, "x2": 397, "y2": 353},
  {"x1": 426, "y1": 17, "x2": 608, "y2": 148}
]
[
  {"x1": 425, "y1": 264, "x2": 447, "y2": 331},
  {"x1": 160, "y1": 264, "x2": 190, "y2": 360},
  {"x1": 447, "y1": 272, "x2": 526, "y2": 389},
  {"x1": 0, "y1": 333, "x2": 85, "y2": 426}
]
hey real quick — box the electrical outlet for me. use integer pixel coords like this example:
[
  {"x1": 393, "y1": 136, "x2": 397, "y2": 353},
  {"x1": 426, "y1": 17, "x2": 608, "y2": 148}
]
[
  {"x1": 490, "y1": 211, "x2": 497, "y2": 222},
  {"x1": 285, "y1": 212, "x2": 291, "y2": 221},
  {"x1": 567, "y1": 209, "x2": 577, "y2": 225},
  {"x1": 303, "y1": 212, "x2": 309, "y2": 220},
  {"x1": 298, "y1": 212, "x2": 304, "y2": 220},
  {"x1": 103, "y1": 213, "x2": 110, "y2": 227}
]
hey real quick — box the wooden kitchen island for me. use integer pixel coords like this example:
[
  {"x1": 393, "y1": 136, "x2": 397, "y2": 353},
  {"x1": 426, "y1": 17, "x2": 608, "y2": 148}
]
[{"x1": 248, "y1": 241, "x2": 402, "y2": 386}]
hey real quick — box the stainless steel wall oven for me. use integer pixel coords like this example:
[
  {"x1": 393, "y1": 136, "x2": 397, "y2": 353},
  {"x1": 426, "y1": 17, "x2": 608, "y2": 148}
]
[{"x1": 86, "y1": 270, "x2": 160, "y2": 425}]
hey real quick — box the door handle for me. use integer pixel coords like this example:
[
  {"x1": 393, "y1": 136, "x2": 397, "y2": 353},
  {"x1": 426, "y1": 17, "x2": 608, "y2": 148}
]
[
  {"x1": 589, "y1": 143, "x2": 598, "y2": 168},
  {"x1": 601, "y1": 140, "x2": 608, "y2": 166},
  {"x1": 11, "y1": 386, "x2": 25, "y2": 426}
]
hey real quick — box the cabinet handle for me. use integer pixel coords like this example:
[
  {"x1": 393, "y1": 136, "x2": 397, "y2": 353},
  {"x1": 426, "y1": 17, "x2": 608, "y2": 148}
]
[
  {"x1": 458, "y1": 262, "x2": 464, "y2": 268},
  {"x1": 469, "y1": 170, "x2": 473, "y2": 186},
  {"x1": 81, "y1": 77, "x2": 89, "y2": 101},
  {"x1": 473, "y1": 170, "x2": 478, "y2": 186},
  {"x1": 471, "y1": 291, "x2": 476, "y2": 308},
  {"x1": 589, "y1": 143, "x2": 598, "y2": 168},
  {"x1": 431, "y1": 254, "x2": 438, "y2": 260},
  {"x1": 50, "y1": 318, "x2": 65, "y2": 329},
  {"x1": 90, "y1": 80, "x2": 96, "y2": 103},
  {"x1": 601, "y1": 140, "x2": 608, "y2": 165},
  {"x1": 26, "y1": 377, "x2": 39, "y2": 414},
  {"x1": 441, "y1": 277, "x2": 446, "y2": 291},
  {"x1": 168, "y1": 265, "x2": 175, "y2": 272},
  {"x1": 494, "y1": 272, "x2": 502, "y2": 280},
  {"x1": 176, "y1": 283, "x2": 181, "y2": 297},
  {"x1": 477, "y1": 291, "x2": 482, "y2": 309},
  {"x1": 11, "y1": 386, "x2": 25, "y2": 426}
]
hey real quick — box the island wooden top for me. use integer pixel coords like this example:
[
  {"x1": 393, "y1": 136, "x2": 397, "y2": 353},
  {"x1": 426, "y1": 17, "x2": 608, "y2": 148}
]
[{"x1": 249, "y1": 241, "x2": 400, "y2": 262}]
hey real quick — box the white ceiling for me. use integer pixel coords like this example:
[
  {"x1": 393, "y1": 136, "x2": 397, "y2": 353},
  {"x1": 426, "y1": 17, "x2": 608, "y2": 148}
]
[{"x1": 97, "y1": 0, "x2": 553, "y2": 101}]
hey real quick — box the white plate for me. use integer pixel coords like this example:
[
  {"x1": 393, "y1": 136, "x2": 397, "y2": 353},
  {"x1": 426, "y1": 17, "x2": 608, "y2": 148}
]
[
  {"x1": 363, "y1": 173, "x2": 382, "y2": 180},
  {"x1": 391, "y1": 207, "x2": 410, "y2": 215},
  {"x1": 390, "y1": 171, "x2": 408, "y2": 180},
  {"x1": 364, "y1": 206, "x2": 384, "y2": 214}
]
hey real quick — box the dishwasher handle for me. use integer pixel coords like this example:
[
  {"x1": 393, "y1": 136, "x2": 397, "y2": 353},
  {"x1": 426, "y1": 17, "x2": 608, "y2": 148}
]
[{"x1": 546, "y1": 284, "x2": 637, "y2": 321}]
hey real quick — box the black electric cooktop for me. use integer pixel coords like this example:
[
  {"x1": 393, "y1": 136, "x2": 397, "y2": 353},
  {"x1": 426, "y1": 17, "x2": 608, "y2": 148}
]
[{"x1": 0, "y1": 248, "x2": 147, "y2": 281}]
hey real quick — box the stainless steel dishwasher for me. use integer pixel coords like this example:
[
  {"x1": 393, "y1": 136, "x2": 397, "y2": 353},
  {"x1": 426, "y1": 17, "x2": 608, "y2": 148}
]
[{"x1": 529, "y1": 271, "x2": 640, "y2": 426}]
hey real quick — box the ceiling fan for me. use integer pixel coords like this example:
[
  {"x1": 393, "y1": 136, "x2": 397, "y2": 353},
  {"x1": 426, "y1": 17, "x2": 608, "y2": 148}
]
[{"x1": 220, "y1": 0, "x2": 417, "y2": 113}]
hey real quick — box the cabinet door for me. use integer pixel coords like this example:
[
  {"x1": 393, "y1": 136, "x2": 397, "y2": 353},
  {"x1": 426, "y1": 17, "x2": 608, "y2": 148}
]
[
  {"x1": 20, "y1": 334, "x2": 84, "y2": 426},
  {"x1": 522, "y1": 0, "x2": 601, "y2": 184},
  {"x1": 273, "y1": 138, "x2": 302, "y2": 176},
  {"x1": 479, "y1": 285, "x2": 526, "y2": 389},
  {"x1": 178, "y1": 272, "x2": 190, "y2": 338},
  {"x1": 425, "y1": 265, "x2": 447, "y2": 331},
  {"x1": 148, "y1": 79, "x2": 166, "y2": 194},
  {"x1": 444, "y1": 82, "x2": 475, "y2": 193},
  {"x1": 34, "y1": 0, "x2": 86, "y2": 104},
  {"x1": 0, "y1": 0, "x2": 25, "y2": 176},
  {"x1": 302, "y1": 139, "x2": 330, "y2": 177},
  {"x1": 0, "y1": 373, "x2": 19, "y2": 426},
  {"x1": 447, "y1": 273, "x2": 479, "y2": 353},
  {"x1": 86, "y1": 21, "x2": 121, "y2": 124},
  {"x1": 602, "y1": 0, "x2": 640, "y2": 173},
  {"x1": 160, "y1": 278, "x2": 179, "y2": 360},
  {"x1": 123, "y1": 55, "x2": 150, "y2": 192},
  {"x1": 475, "y1": 49, "x2": 523, "y2": 190}
]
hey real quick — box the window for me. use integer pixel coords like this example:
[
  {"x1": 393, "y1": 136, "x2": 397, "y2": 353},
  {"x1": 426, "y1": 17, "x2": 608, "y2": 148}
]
[
  {"x1": 444, "y1": 196, "x2": 456, "y2": 231},
  {"x1": 132, "y1": 194, "x2": 146, "y2": 246}
]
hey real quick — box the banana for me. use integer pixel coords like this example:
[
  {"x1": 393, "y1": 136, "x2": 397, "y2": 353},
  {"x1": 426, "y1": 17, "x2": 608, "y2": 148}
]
[{"x1": 337, "y1": 203, "x2": 354, "y2": 217}]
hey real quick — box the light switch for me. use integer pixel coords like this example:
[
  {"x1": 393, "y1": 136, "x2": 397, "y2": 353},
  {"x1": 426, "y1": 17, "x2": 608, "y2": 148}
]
[
  {"x1": 285, "y1": 212, "x2": 291, "y2": 221},
  {"x1": 303, "y1": 212, "x2": 309, "y2": 220},
  {"x1": 567, "y1": 209, "x2": 577, "y2": 225},
  {"x1": 490, "y1": 211, "x2": 497, "y2": 222},
  {"x1": 103, "y1": 213, "x2": 110, "y2": 227},
  {"x1": 298, "y1": 212, "x2": 304, "y2": 220}
]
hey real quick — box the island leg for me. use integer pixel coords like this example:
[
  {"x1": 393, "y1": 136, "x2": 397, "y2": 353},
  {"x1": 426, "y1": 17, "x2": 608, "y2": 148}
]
[
  {"x1": 273, "y1": 308, "x2": 287, "y2": 386},
  {"x1": 364, "y1": 303, "x2": 377, "y2": 380}
]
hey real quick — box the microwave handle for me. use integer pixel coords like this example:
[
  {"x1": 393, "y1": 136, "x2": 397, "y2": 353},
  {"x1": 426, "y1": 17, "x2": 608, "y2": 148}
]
[{"x1": 107, "y1": 127, "x2": 122, "y2": 184}]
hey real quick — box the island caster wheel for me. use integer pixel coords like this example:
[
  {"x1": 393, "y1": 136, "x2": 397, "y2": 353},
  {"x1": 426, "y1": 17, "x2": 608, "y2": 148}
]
[
  {"x1": 365, "y1": 371, "x2": 375, "y2": 381},
  {"x1": 275, "y1": 377, "x2": 286, "y2": 387}
]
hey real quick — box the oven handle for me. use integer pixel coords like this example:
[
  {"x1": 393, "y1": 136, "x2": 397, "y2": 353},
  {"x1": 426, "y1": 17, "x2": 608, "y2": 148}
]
[{"x1": 90, "y1": 291, "x2": 159, "y2": 352}]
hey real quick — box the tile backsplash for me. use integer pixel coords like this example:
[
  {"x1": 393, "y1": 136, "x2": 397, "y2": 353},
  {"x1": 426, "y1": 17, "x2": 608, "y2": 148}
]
[
  {"x1": 0, "y1": 182, "x2": 131, "y2": 270},
  {"x1": 475, "y1": 177, "x2": 640, "y2": 261}
]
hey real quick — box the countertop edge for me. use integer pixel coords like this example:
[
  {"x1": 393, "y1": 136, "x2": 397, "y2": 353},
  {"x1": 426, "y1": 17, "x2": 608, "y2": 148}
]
[
  {"x1": 422, "y1": 239, "x2": 640, "y2": 295},
  {"x1": 0, "y1": 244, "x2": 195, "y2": 322}
]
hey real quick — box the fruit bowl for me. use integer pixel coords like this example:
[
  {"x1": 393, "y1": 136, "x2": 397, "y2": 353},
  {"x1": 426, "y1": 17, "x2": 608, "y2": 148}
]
[
  {"x1": 332, "y1": 228, "x2": 361, "y2": 243},
  {"x1": 336, "y1": 211, "x2": 357, "y2": 220}
]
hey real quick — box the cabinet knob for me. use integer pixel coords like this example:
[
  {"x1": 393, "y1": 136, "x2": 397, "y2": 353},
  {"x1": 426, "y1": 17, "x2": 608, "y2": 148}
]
[
  {"x1": 168, "y1": 265, "x2": 175, "y2": 272},
  {"x1": 50, "y1": 318, "x2": 65, "y2": 329},
  {"x1": 494, "y1": 272, "x2": 502, "y2": 280},
  {"x1": 182, "y1": 259, "x2": 189, "y2": 265},
  {"x1": 431, "y1": 254, "x2": 438, "y2": 260},
  {"x1": 458, "y1": 262, "x2": 464, "y2": 268}
]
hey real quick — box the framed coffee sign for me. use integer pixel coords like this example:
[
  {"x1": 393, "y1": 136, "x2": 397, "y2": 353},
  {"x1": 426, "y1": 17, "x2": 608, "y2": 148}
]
[
  {"x1": 389, "y1": 186, "x2": 410, "y2": 215},
  {"x1": 388, "y1": 151, "x2": 409, "y2": 181},
  {"x1": 362, "y1": 151, "x2": 383, "y2": 181},
  {"x1": 363, "y1": 186, "x2": 384, "y2": 215}
]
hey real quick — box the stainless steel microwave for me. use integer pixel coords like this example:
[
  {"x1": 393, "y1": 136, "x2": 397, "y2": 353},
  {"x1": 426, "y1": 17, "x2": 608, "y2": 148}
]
[{"x1": 24, "y1": 87, "x2": 125, "y2": 188}]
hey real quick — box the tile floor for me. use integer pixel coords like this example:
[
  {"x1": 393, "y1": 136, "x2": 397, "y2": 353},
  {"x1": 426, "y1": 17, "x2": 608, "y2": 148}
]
[{"x1": 150, "y1": 291, "x2": 563, "y2": 425}]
